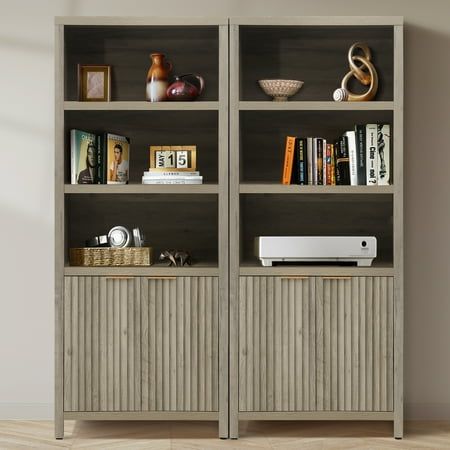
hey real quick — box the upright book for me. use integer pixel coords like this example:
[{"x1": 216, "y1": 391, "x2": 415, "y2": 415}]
[
  {"x1": 281, "y1": 136, "x2": 296, "y2": 185},
  {"x1": 366, "y1": 124, "x2": 378, "y2": 185},
  {"x1": 70, "y1": 129, "x2": 99, "y2": 184},
  {"x1": 344, "y1": 130, "x2": 358, "y2": 186},
  {"x1": 335, "y1": 136, "x2": 350, "y2": 185},
  {"x1": 355, "y1": 124, "x2": 367, "y2": 185},
  {"x1": 377, "y1": 124, "x2": 391, "y2": 185},
  {"x1": 98, "y1": 133, "x2": 131, "y2": 185},
  {"x1": 295, "y1": 138, "x2": 308, "y2": 185}
]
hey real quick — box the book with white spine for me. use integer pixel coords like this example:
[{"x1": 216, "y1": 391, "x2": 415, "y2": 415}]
[
  {"x1": 366, "y1": 124, "x2": 378, "y2": 185},
  {"x1": 345, "y1": 130, "x2": 358, "y2": 186},
  {"x1": 377, "y1": 124, "x2": 390, "y2": 185}
]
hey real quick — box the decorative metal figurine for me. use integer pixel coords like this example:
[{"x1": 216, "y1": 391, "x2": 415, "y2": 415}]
[
  {"x1": 333, "y1": 42, "x2": 379, "y2": 102},
  {"x1": 159, "y1": 250, "x2": 192, "y2": 267}
]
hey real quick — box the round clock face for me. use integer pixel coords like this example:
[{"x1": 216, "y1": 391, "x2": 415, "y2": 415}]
[{"x1": 108, "y1": 226, "x2": 131, "y2": 248}]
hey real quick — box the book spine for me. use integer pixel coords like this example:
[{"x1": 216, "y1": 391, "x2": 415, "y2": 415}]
[
  {"x1": 70, "y1": 130, "x2": 76, "y2": 184},
  {"x1": 322, "y1": 139, "x2": 327, "y2": 185},
  {"x1": 355, "y1": 124, "x2": 367, "y2": 185},
  {"x1": 336, "y1": 136, "x2": 350, "y2": 185},
  {"x1": 307, "y1": 137, "x2": 313, "y2": 185},
  {"x1": 366, "y1": 124, "x2": 378, "y2": 185},
  {"x1": 326, "y1": 143, "x2": 332, "y2": 185},
  {"x1": 312, "y1": 138, "x2": 318, "y2": 185},
  {"x1": 281, "y1": 136, "x2": 296, "y2": 185},
  {"x1": 316, "y1": 138, "x2": 323, "y2": 185},
  {"x1": 377, "y1": 124, "x2": 390, "y2": 185},
  {"x1": 297, "y1": 138, "x2": 307, "y2": 185},
  {"x1": 346, "y1": 131, "x2": 358, "y2": 186},
  {"x1": 330, "y1": 144, "x2": 336, "y2": 185}
]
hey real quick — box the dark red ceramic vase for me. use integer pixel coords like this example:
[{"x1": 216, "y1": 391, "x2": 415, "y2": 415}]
[{"x1": 167, "y1": 74, "x2": 205, "y2": 101}]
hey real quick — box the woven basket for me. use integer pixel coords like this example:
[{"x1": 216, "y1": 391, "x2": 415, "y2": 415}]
[{"x1": 70, "y1": 247, "x2": 153, "y2": 267}]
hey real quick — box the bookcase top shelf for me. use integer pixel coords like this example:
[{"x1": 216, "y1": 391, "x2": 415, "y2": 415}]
[
  {"x1": 64, "y1": 184, "x2": 219, "y2": 194},
  {"x1": 56, "y1": 17, "x2": 228, "y2": 26},
  {"x1": 64, "y1": 101, "x2": 220, "y2": 111},
  {"x1": 239, "y1": 184, "x2": 394, "y2": 195},
  {"x1": 230, "y1": 16, "x2": 403, "y2": 26},
  {"x1": 239, "y1": 101, "x2": 395, "y2": 111}
]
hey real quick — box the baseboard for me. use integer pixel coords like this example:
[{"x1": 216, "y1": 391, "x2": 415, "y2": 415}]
[
  {"x1": 406, "y1": 403, "x2": 450, "y2": 420},
  {"x1": 0, "y1": 403, "x2": 53, "y2": 420}
]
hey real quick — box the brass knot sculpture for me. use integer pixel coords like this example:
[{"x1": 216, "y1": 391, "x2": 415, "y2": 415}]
[{"x1": 333, "y1": 42, "x2": 379, "y2": 102}]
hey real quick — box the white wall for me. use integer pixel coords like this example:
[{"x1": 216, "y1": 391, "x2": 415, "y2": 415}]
[{"x1": 1, "y1": 0, "x2": 450, "y2": 419}]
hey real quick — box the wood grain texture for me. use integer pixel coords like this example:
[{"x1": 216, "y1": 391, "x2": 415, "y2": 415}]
[
  {"x1": 238, "y1": 276, "x2": 394, "y2": 412},
  {"x1": 63, "y1": 276, "x2": 219, "y2": 412}
]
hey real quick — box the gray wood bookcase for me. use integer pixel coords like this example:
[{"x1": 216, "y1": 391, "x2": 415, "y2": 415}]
[
  {"x1": 54, "y1": 17, "x2": 229, "y2": 439},
  {"x1": 229, "y1": 17, "x2": 404, "y2": 439},
  {"x1": 55, "y1": 16, "x2": 403, "y2": 441}
]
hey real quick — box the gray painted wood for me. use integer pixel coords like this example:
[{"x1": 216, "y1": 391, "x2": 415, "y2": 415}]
[
  {"x1": 64, "y1": 101, "x2": 220, "y2": 111},
  {"x1": 57, "y1": 16, "x2": 228, "y2": 26},
  {"x1": 63, "y1": 276, "x2": 219, "y2": 412},
  {"x1": 393, "y1": 23, "x2": 404, "y2": 439},
  {"x1": 230, "y1": 17, "x2": 403, "y2": 26},
  {"x1": 239, "y1": 101, "x2": 394, "y2": 111},
  {"x1": 238, "y1": 276, "x2": 394, "y2": 412},
  {"x1": 54, "y1": 22, "x2": 65, "y2": 439}
]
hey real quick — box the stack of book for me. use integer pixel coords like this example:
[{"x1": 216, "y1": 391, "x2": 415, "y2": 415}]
[
  {"x1": 281, "y1": 123, "x2": 390, "y2": 186},
  {"x1": 142, "y1": 145, "x2": 202, "y2": 184},
  {"x1": 142, "y1": 170, "x2": 203, "y2": 185}
]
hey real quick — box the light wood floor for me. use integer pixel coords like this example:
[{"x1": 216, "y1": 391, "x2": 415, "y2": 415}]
[{"x1": 0, "y1": 420, "x2": 450, "y2": 449}]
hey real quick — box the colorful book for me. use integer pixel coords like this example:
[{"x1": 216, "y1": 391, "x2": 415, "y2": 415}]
[
  {"x1": 330, "y1": 144, "x2": 336, "y2": 185},
  {"x1": 355, "y1": 124, "x2": 367, "y2": 185},
  {"x1": 345, "y1": 131, "x2": 358, "y2": 186},
  {"x1": 99, "y1": 133, "x2": 130, "y2": 185},
  {"x1": 336, "y1": 136, "x2": 350, "y2": 185},
  {"x1": 70, "y1": 129, "x2": 99, "y2": 184},
  {"x1": 377, "y1": 124, "x2": 390, "y2": 185},
  {"x1": 295, "y1": 138, "x2": 308, "y2": 185},
  {"x1": 325, "y1": 143, "x2": 332, "y2": 186},
  {"x1": 316, "y1": 138, "x2": 324, "y2": 185},
  {"x1": 281, "y1": 136, "x2": 296, "y2": 185},
  {"x1": 366, "y1": 124, "x2": 378, "y2": 185}
]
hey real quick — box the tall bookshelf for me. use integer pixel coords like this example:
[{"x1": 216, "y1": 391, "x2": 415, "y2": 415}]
[
  {"x1": 229, "y1": 17, "x2": 403, "y2": 438},
  {"x1": 55, "y1": 17, "x2": 229, "y2": 439}
]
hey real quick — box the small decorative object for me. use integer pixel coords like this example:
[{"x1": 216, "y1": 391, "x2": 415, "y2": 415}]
[
  {"x1": 167, "y1": 74, "x2": 205, "y2": 101},
  {"x1": 78, "y1": 65, "x2": 111, "y2": 101},
  {"x1": 149, "y1": 145, "x2": 197, "y2": 172},
  {"x1": 333, "y1": 42, "x2": 379, "y2": 102},
  {"x1": 258, "y1": 79, "x2": 304, "y2": 101},
  {"x1": 146, "y1": 53, "x2": 172, "y2": 102},
  {"x1": 159, "y1": 250, "x2": 192, "y2": 267},
  {"x1": 108, "y1": 226, "x2": 132, "y2": 248},
  {"x1": 100, "y1": 133, "x2": 130, "y2": 185}
]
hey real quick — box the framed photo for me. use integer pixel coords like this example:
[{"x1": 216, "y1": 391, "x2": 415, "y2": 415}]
[
  {"x1": 149, "y1": 145, "x2": 197, "y2": 171},
  {"x1": 78, "y1": 65, "x2": 111, "y2": 101}
]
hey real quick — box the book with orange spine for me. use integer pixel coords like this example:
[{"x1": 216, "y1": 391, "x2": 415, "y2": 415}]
[{"x1": 281, "y1": 136, "x2": 296, "y2": 185}]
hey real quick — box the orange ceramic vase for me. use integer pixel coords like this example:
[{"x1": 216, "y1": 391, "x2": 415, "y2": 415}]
[{"x1": 146, "y1": 53, "x2": 172, "y2": 102}]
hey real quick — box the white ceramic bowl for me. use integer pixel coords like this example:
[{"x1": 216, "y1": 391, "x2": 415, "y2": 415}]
[{"x1": 258, "y1": 79, "x2": 304, "y2": 101}]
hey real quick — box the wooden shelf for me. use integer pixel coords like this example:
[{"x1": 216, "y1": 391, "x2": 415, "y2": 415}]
[
  {"x1": 240, "y1": 262, "x2": 394, "y2": 277},
  {"x1": 64, "y1": 183, "x2": 219, "y2": 194},
  {"x1": 65, "y1": 263, "x2": 219, "y2": 277},
  {"x1": 239, "y1": 183, "x2": 394, "y2": 194},
  {"x1": 239, "y1": 101, "x2": 395, "y2": 111},
  {"x1": 64, "y1": 101, "x2": 220, "y2": 111}
]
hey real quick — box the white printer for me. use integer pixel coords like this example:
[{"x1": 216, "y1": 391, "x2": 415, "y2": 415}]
[{"x1": 255, "y1": 236, "x2": 377, "y2": 267}]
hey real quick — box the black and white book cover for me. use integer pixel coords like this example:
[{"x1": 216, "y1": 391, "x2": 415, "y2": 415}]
[
  {"x1": 345, "y1": 130, "x2": 358, "y2": 186},
  {"x1": 377, "y1": 124, "x2": 390, "y2": 185}
]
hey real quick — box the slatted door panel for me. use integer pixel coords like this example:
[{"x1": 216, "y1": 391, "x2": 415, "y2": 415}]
[
  {"x1": 140, "y1": 276, "x2": 219, "y2": 412},
  {"x1": 64, "y1": 276, "x2": 219, "y2": 412},
  {"x1": 64, "y1": 276, "x2": 141, "y2": 412},
  {"x1": 238, "y1": 276, "x2": 394, "y2": 412}
]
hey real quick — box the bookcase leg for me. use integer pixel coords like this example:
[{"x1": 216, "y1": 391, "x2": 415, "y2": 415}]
[
  {"x1": 55, "y1": 417, "x2": 64, "y2": 439},
  {"x1": 394, "y1": 417, "x2": 403, "y2": 439}
]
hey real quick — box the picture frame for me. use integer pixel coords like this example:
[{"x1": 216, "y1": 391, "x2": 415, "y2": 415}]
[
  {"x1": 149, "y1": 145, "x2": 197, "y2": 171},
  {"x1": 78, "y1": 64, "x2": 111, "y2": 101}
]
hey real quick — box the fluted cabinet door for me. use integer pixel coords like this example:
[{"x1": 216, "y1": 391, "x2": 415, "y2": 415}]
[
  {"x1": 63, "y1": 276, "x2": 219, "y2": 412},
  {"x1": 238, "y1": 276, "x2": 394, "y2": 412}
]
